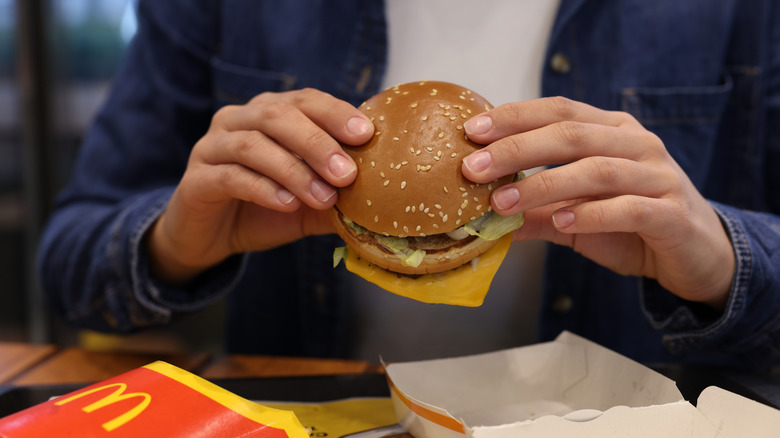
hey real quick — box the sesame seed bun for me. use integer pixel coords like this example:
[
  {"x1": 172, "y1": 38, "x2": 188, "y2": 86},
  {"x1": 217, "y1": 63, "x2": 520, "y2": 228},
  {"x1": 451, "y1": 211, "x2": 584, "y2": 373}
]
[{"x1": 330, "y1": 81, "x2": 515, "y2": 276}]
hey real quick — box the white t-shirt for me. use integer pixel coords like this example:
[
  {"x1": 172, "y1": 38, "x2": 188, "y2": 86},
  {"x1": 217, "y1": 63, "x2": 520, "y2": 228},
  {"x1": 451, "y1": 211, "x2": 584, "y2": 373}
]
[{"x1": 347, "y1": 0, "x2": 559, "y2": 362}]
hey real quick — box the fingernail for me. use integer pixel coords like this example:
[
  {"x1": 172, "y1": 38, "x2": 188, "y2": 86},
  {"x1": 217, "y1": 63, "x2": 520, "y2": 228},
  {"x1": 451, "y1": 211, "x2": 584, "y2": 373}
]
[
  {"x1": 346, "y1": 116, "x2": 372, "y2": 135},
  {"x1": 329, "y1": 153, "x2": 356, "y2": 179},
  {"x1": 277, "y1": 189, "x2": 297, "y2": 205},
  {"x1": 464, "y1": 115, "x2": 493, "y2": 135},
  {"x1": 311, "y1": 180, "x2": 336, "y2": 203},
  {"x1": 493, "y1": 186, "x2": 520, "y2": 210},
  {"x1": 552, "y1": 210, "x2": 575, "y2": 228},
  {"x1": 463, "y1": 150, "x2": 492, "y2": 173}
]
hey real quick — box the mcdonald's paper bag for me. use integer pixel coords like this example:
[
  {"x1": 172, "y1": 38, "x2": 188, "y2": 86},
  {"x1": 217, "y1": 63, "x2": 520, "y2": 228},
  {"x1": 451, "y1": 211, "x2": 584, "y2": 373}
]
[
  {"x1": 0, "y1": 361, "x2": 308, "y2": 438},
  {"x1": 384, "y1": 331, "x2": 780, "y2": 438}
]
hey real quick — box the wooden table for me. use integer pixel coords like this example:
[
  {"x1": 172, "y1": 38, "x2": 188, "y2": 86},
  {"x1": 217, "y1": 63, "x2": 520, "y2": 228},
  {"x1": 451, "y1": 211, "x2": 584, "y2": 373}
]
[{"x1": 0, "y1": 341, "x2": 382, "y2": 386}]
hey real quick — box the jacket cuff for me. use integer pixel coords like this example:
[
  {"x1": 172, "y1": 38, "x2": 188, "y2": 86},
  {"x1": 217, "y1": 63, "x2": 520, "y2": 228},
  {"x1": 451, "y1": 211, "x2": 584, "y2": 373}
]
[
  {"x1": 640, "y1": 202, "x2": 748, "y2": 354},
  {"x1": 122, "y1": 188, "x2": 246, "y2": 323}
]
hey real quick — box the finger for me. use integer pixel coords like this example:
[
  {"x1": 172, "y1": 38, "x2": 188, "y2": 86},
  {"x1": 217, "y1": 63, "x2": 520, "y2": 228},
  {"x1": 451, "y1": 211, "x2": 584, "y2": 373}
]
[
  {"x1": 550, "y1": 195, "x2": 668, "y2": 236},
  {"x1": 216, "y1": 92, "x2": 373, "y2": 186},
  {"x1": 203, "y1": 130, "x2": 339, "y2": 208},
  {"x1": 463, "y1": 120, "x2": 663, "y2": 183},
  {"x1": 463, "y1": 96, "x2": 638, "y2": 143},
  {"x1": 490, "y1": 157, "x2": 675, "y2": 215}
]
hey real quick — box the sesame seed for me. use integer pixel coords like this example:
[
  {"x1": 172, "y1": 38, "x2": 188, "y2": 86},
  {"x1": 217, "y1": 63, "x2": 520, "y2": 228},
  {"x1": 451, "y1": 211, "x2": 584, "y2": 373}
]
[
  {"x1": 446, "y1": 143, "x2": 452, "y2": 149},
  {"x1": 451, "y1": 152, "x2": 458, "y2": 158},
  {"x1": 459, "y1": 187, "x2": 466, "y2": 192},
  {"x1": 393, "y1": 137, "x2": 400, "y2": 141},
  {"x1": 433, "y1": 224, "x2": 439, "y2": 229},
  {"x1": 390, "y1": 163, "x2": 395, "y2": 169},
  {"x1": 424, "y1": 207, "x2": 430, "y2": 213},
  {"x1": 476, "y1": 205, "x2": 483, "y2": 211},
  {"x1": 383, "y1": 180, "x2": 390, "y2": 186},
  {"x1": 458, "y1": 209, "x2": 462, "y2": 216},
  {"x1": 385, "y1": 97, "x2": 392, "y2": 104},
  {"x1": 405, "y1": 206, "x2": 411, "y2": 212},
  {"x1": 422, "y1": 116, "x2": 428, "y2": 121},
  {"x1": 426, "y1": 146, "x2": 434, "y2": 152},
  {"x1": 375, "y1": 131, "x2": 381, "y2": 136},
  {"x1": 488, "y1": 184, "x2": 493, "y2": 190},
  {"x1": 471, "y1": 216, "x2": 477, "y2": 221},
  {"x1": 428, "y1": 213, "x2": 435, "y2": 218},
  {"x1": 411, "y1": 206, "x2": 416, "y2": 213},
  {"x1": 411, "y1": 103, "x2": 418, "y2": 108},
  {"x1": 443, "y1": 186, "x2": 449, "y2": 193},
  {"x1": 450, "y1": 116, "x2": 457, "y2": 121},
  {"x1": 416, "y1": 150, "x2": 422, "y2": 155},
  {"x1": 395, "y1": 164, "x2": 402, "y2": 169},
  {"x1": 435, "y1": 204, "x2": 442, "y2": 209},
  {"x1": 416, "y1": 225, "x2": 421, "y2": 231},
  {"x1": 403, "y1": 226, "x2": 409, "y2": 233},
  {"x1": 374, "y1": 216, "x2": 379, "y2": 222},
  {"x1": 367, "y1": 200, "x2": 372, "y2": 206},
  {"x1": 379, "y1": 115, "x2": 385, "y2": 121},
  {"x1": 461, "y1": 199, "x2": 469, "y2": 209},
  {"x1": 434, "y1": 156, "x2": 440, "y2": 161},
  {"x1": 456, "y1": 219, "x2": 462, "y2": 225},
  {"x1": 442, "y1": 214, "x2": 449, "y2": 223},
  {"x1": 393, "y1": 221, "x2": 398, "y2": 228},
  {"x1": 409, "y1": 147, "x2": 415, "y2": 153},
  {"x1": 380, "y1": 171, "x2": 385, "y2": 178},
  {"x1": 401, "y1": 181, "x2": 407, "y2": 189},
  {"x1": 420, "y1": 233, "x2": 426, "y2": 237},
  {"x1": 371, "y1": 161, "x2": 376, "y2": 168},
  {"x1": 456, "y1": 126, "x2": 463, "y2": 130},
  {"x1": 438, "y1": 132, "x2": 444, "y2": 139},
  {"x1": 419, "y1": 203, "x2": 424, "y2": 210}
]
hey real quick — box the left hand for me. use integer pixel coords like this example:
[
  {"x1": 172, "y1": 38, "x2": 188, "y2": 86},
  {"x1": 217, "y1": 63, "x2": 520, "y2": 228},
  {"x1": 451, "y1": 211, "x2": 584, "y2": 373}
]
[{"x1": 461, "y1": 96, "x2": 734, "y2": 309}]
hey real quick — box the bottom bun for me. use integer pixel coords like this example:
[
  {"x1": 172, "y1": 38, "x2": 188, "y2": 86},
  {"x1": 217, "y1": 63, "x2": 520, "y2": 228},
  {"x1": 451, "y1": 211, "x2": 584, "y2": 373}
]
[
  {"x1": 329, "y1": 208, "x2": 497, "y2": 275},
  {"x1": 341, "y1": 233, "x2": 512, "y2": 307}
]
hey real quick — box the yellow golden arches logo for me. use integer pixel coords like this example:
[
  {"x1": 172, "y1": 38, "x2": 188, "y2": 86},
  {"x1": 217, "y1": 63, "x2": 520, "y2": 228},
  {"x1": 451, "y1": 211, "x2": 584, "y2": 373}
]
[{"x1": 54, "y1": 383, "x2": 152, "y2": 432}]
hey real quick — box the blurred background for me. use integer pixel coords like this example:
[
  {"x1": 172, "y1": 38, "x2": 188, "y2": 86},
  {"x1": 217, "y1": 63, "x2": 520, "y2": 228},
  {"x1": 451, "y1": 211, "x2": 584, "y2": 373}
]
[{"x1": 0, "y1": 0, "x2": 224, "y2": 353}]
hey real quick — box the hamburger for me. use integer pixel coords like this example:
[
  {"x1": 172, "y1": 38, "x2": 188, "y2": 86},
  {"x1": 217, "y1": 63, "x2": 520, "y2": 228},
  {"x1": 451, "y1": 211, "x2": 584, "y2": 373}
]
[{"x1": 330, "y1": 81, "x2": 524, "y2": 306}]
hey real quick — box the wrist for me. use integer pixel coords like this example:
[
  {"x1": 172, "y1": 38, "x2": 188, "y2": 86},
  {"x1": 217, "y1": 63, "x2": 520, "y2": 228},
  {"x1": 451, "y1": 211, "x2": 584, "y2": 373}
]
[{"x1": 144, "y1": 213, "x2": 211, "y2": 285}]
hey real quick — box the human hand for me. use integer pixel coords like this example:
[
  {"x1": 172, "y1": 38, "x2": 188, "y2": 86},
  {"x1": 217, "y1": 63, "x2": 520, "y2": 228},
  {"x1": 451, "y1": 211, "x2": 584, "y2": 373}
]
[
  {"x1": 461, "y1": 97, "x2": 734, "y2": 309},
  {"x1": 146, "y1": 88, "x2": 374, "y2": 284}
]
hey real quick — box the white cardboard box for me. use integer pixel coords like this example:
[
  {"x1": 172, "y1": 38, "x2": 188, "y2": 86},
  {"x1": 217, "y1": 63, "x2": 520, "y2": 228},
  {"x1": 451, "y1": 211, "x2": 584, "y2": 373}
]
[{"x1": 384, "y1": 332, "x2": 780, "y2": 437}]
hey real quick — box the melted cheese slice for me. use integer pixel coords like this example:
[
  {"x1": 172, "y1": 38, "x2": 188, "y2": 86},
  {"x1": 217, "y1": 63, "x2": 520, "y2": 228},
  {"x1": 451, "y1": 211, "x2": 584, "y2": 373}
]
[{"x1": 344, "y1": 234, "x2": 512, "y2": 307}]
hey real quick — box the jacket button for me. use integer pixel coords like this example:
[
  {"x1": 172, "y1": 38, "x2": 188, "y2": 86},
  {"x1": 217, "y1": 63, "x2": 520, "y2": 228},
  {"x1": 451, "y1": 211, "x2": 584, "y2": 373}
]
[
  {"x1": 552, "y1": 295, "x2": 573, "y2": 314},
  {"x1": 549, "y1": 53, "x2": 571, "y2": 74}
]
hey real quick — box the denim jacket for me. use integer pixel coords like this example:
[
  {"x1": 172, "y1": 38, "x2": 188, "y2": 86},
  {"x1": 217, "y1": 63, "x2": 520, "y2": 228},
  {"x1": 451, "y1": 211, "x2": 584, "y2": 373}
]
[{"x1": 38, "y1": 0, "x2": 780, "y2": 370}]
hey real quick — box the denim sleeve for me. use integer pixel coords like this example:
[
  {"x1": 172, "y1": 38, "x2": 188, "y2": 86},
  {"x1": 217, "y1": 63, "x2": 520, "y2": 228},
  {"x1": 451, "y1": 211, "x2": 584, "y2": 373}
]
[
  {"x1": 36, "y1": 0, "x2": 242, "y2": 332},
  {"x1": 641, "y1": 202, "x2": 780, "y2": 370}
]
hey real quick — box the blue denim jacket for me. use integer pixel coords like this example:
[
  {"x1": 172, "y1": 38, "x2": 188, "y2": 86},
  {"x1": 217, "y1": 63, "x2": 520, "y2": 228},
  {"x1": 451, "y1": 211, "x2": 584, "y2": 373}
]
[{"x1": 38, "y1": 0, "x2": 780, "y2": 370}]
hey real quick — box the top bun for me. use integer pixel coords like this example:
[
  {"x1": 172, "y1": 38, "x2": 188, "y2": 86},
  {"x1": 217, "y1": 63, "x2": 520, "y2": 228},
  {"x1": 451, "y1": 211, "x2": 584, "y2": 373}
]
[{"x1": 336, "y1": 81, "x2": 513, "y2": 237}]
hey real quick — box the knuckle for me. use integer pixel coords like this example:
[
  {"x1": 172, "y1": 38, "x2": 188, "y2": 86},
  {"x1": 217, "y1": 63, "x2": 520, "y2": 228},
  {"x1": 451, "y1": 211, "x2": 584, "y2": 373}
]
[
  {"x1": 532, "y1": 170, "x2": 559, "y2": 198},
  {"x1": 233, "y1": 131, "x2": 263, "y2": 158},
  {"x1": 546, "y1": 96, "x2": 578, "y2": 120},
  {"x1": 555, "y1": 120, "x2": 589, "y2": 146},
  {"x1": 303, "y1": 127, "x2": 333, "y2": 152},
  {"x1": 211, "y1": 104, "x2": 237, "y2": 127},
  {"x1": 624, "y1": 196, "x2": 654, "y2": 226},
  {"x1": 292, "y1": 87, "x2": 322, "y2": 105},
  {"x1": 257, "y1": 99, "x2": 292, "y2": 121},
  {"x1": 587, "y1": 157, "x2": 620, "y2": 186}
]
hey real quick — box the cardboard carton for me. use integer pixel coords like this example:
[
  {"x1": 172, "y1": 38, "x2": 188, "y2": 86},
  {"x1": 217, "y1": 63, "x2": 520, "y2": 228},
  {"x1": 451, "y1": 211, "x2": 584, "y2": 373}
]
[{"x1": 385, "y1": 332, "x2": 780, "y2": 437}]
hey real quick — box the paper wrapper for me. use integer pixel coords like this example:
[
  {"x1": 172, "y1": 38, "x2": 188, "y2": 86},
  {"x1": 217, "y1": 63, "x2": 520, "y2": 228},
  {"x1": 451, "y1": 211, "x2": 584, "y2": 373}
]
[{"x1": 0, "y1": 361, "x2": 308, "y2": 438}]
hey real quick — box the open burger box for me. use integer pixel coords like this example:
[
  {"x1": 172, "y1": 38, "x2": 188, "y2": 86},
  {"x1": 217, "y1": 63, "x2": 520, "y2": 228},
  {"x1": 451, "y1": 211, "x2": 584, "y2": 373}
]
[{"x1": 384, "y1": 331, "x2": 780, "y2": 438}]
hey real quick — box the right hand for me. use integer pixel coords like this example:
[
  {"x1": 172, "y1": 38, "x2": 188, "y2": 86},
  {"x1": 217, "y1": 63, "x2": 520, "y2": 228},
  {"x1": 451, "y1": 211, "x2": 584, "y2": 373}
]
[{"x1": 146, "y1": 88, "x2": 374, "y2": 284}]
